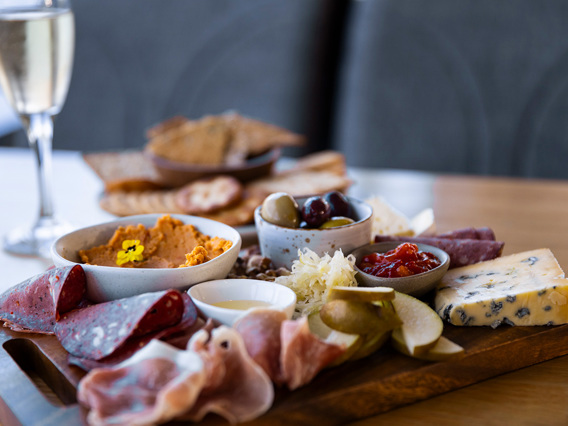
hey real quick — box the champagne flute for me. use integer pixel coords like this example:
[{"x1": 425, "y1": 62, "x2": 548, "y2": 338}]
[{"x1": 0, "y1": 0, "x2": 75, "y2": 258}]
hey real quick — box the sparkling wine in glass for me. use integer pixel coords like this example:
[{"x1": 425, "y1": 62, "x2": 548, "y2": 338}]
[{"x1": 0, "y1": 0, "x2": 75, "y2": 258}]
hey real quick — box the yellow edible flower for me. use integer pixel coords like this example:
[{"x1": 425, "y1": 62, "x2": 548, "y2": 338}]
[{"x1": 116, "y1": 240, "x2": 144, "y2": 266}]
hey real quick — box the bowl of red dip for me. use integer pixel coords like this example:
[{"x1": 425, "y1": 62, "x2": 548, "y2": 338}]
[{"x1": 351, "y1": 242, "x2": 450, "y2": 297}]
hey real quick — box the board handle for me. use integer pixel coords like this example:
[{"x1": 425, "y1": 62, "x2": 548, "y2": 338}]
[{"x1": 0, "y1": 338, "x2": 82, "y2": 425}]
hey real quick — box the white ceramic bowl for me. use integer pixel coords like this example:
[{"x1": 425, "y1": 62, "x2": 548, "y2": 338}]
[
  {"x1": 254, "y1": 196, "x2": 373, "y2": 269},
  {"x1": 188, "y1": 279, "x2": 296, "y2": 325},
  {"x1": 351, "y1": 242, "x2": 450, "y2": 297},
  {"x1": 51, "y1": 214, "x2": 242, "y2": 302}
]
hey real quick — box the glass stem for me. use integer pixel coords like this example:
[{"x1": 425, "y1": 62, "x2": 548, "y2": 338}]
[{"x1": 24, "y1": 113, "x2": 55, "y2": 223}]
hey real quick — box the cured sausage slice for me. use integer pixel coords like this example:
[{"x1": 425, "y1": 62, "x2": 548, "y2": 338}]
[
  {"x1": 55, "y1": 289, "x2": 185, "y2": 361},
  {"x1": 436, "y1": 227, "x2": 496, "y2": 240},
  {"x1": 67, "y1": 293, "x2": 203, "y2": 371},
  {"x1": 0, "y1": 265, "x2": 86, "y2": 334}
]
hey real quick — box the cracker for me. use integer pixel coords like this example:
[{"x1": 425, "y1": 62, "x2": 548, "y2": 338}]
[
  {"x1": 285, "y1": 150, "x2": 347, "y2": 176},
  {"x1": 223, "y1": 112, "x2": 306, "y2": 159},
  {"x1": 145, "y1": 116, "x2": 230, "y2": 166},
  {"x1": 99, "y1": 190, "x2": 184, "y2": 217},
  {"x1": 247, "y1": 170, "x2": 352, "y2": 198},
  {"x1": 175, "y1": 175, "x2": 243, "y2": 214},
  {"x1": 83, "y1": 151, "x2": 164, "y2": 192},
  {"x1": 200, "y1": 190, "x2": 265, "y2": 227},
  {"x1": 146, "y1": 116, "x2": 189, "y2": 139}
]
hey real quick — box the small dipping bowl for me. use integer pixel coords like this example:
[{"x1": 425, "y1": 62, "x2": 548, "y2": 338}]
[
  {"x1": 350, "y1": 242, "x2": 450, "y2": 297},
  {"x1": 51, "y1": 214, "x2": 242, "y2": 302},
  {"x1": 254, "y1": 195, "x2": 373, "y2": 269},
  {"x1": 188, "y1": 279, "x2": 297, "y2": 326}
]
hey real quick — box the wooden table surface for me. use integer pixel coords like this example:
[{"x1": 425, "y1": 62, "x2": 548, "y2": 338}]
[
  {"x1": 1, "y1": 148, "x2": 568, "y2": 425},
  {"x1": 348, "y1": 174, "x2": 568, "y2": 426}
]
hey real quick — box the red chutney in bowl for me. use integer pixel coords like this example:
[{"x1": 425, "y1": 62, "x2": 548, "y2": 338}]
[{"x1": 357, "y1": 242, "x2": 441, "y2": 278}]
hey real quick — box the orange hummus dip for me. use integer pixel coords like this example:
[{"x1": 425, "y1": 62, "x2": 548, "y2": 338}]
[{"x1": 79, "y1": 215, "x2": 233, "y2": 268}]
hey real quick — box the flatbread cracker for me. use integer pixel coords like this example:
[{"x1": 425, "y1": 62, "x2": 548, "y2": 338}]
[
  {"x1": 285, "y1": 150, "x2": 347, "y2": 176},
  {"x1": 99, "y1": 187, "x2": 258, "y2": 227},
  {"x1": 83, "y1": 151, "x2": 164, "y2": 192},
  {"x1": 223, "y1": 112, "x2": 306, "y2": 159},
  {"x1": 145, "y1": 116, "x2": 230, "y2": 166},
  {"x1": 200, "y1": 190, "x2": 264, "y2": 227},
  {"x1": 99, "y1": 190, "x2": 184, "y2": 217},
  {"x1": 247, "y1": 170, "x2": 352, "y2": 198},
  {"x1": 145, "y1": 112, "x2": 305, "y2": 167},
  {"x1": 146, "y1": 116, "x2": 189, "y2": 139},
  {"x1": 175, "y1": 175, "x2": 243, "y2": 214}
]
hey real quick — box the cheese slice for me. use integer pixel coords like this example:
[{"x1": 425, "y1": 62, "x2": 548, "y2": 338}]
[
  {"x1": 434, "y1": 248, "x2": 568, "y2": 328},
  {"x1": 365, "y1": 196, "x2": 413, "y2": 236}
]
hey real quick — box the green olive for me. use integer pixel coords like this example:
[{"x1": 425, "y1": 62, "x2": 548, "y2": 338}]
[
  {"x1": 319, "y1": 216, "x2": 355, "y2": 229},
  {"x1": 260, "y1": 192, "x2": 300, "y2": 228}
]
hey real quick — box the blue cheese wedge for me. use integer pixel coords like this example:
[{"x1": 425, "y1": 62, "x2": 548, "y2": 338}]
[{"x1": 434, "y1": 248, "x2": 568, "y2": 328}]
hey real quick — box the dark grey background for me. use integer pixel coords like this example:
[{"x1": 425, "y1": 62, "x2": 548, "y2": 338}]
[{"x1": 2, "y1": 0, "x2": 568, "y2": 179}]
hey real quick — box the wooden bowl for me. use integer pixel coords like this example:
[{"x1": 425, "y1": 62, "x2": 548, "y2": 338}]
[{"x1": 145, "y1": 148, "x2": 281, "y2": 187}]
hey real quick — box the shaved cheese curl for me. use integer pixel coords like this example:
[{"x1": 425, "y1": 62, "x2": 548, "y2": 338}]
[{"x1": 275, "y1": 248, "x2": 357, "y2": 317}]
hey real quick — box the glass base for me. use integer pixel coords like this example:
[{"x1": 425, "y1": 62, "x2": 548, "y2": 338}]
[{"x1": 3, "y1": 217, "x2": 74, "y2": 259}]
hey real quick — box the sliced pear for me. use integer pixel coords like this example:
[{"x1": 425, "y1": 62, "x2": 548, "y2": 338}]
[
  {"x1": 327, "y1": 286, "x2": 395, "y2": 303},
  {"x1": 350, "y1": 330, "x2": 391, "y2": 361},
  {"x1": 307, "y1": 312, "x2": 362, "y2": 366},
  {"x1": 391, "y1": 292, "x2": 443, "y2": 356},
  {"x1": 307, "y1": 311, "x2": 333, "y2": 339},
  {"x1": 320, "y1": 299, "x2": 387, "y2": 335},
  {"x1": 326, "y1": 330, "x2": 364, "y2": 366},
  {"x1": 374, "y1": 300, "x2": 403, "y2": 330},
  {"x1": 392, "y1": 333, "x2": 464, "y2": 361}
]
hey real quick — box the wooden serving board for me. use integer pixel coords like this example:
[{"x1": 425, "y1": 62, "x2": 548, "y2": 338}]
[{"x1": 1, "y1": 321, "x2": 568, "y2": 425}]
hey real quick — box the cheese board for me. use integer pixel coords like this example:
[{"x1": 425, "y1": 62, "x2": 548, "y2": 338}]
[
  {"x1": 1, "y1": 309, "x2": 568, "y2": 425},
  {"x1": 2, "y1": 168, "x2": 568, "y2": 425}
]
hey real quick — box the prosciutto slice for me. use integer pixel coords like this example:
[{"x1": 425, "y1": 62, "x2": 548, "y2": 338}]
[
  {"x1": 234, "y1": 308, "x2": 346, "y2": 390},
  {"x1": 232, "y1": 308, "x2": 286, "y2": 382},
  {"x1": 78, "y1": 327, "x2": 274, "y2": 425},
  {"x1": 0, "y1": 265, "x2": 86, "y2": 334},
  {"x1": 182, "y1": 326, "x2": 274, "y2": 423},
  {"x1": 78, "y1": 340, "x2": 207, "y2": 426},
  {"x1": 279, "y1": 316, "x2": 345, "y2": 390},
  {"x1": 55, "y1": 290, "x2": 185, "y2": 361}
]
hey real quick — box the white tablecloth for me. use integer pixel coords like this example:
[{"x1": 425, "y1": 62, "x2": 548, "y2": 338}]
[
  {"x1": 0, "y1": 147, "x2": 114, "y2": 291},
  {"x1": 0, "y1": 146, "x2": 435, "y2": 293}
]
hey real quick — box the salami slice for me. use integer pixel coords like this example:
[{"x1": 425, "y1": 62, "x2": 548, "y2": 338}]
[
  {"x1": 374, "y1": 235, "x2": 504, "y2": 269},
  {"x1": 55, "y1": 289, "x2": 185, "y2": 361},
  {"x1": 436, "y1": 227, "x2": 496, "y2": 241},
  {"x1": 68, "y1": 293, "x2": 204, "y2": 371},
  {"x1": 0, "y1": 265, "x2": 86, "y2": 334}
]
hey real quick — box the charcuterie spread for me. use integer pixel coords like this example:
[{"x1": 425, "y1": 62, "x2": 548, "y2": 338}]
[
  {"x1": 2, "y1": 186, "x2": 568, "y2": 426},
  {"x1": 79, "y1": 215, "x2": 232, "y2": 268}
]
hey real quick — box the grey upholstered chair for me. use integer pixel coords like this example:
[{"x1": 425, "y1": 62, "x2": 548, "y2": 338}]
[{"x1": 333, "y1": 0, "x2": 568, "y2": 179}]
